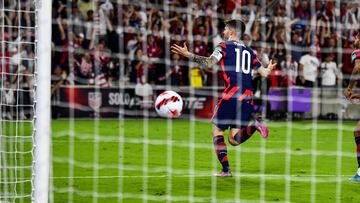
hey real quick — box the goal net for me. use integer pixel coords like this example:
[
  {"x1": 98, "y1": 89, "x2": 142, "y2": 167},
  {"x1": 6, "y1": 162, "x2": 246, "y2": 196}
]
[
  {"x1": 0, "y1": 1, "x2": 37, "y2": 202},
  {"x1": 3, "y1": 0, "x2": 360, "y2": 202}
]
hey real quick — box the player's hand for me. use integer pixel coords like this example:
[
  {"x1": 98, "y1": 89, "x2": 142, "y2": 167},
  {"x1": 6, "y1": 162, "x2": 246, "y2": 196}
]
[
  {"x1": 171, "y1": 42, "x2": 191, "y2": 58},
  {"x1": 344, "y1": 87, "x2": 352, "y2": 100},
  {"x1": 350, "y1": 93, "x2": 360, "y2": 100},
  {"x1": 267, "y1": 59, "x2": 277, "y2": 70}
]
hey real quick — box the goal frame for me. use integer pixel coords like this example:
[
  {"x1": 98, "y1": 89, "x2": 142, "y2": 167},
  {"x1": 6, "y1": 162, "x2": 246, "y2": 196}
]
[{"x1": 33, "y1": 0, "x2": 52, "y2": 202}]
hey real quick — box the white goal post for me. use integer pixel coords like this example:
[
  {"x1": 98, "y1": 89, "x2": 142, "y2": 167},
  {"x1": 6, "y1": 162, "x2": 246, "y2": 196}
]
[{"x1": 33, "y1": 0, "x2": 51, "y2": 202}]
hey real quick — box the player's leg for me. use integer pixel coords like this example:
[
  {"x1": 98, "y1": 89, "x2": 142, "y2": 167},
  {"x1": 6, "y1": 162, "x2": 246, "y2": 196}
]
[
  {"x1": 212, "y1": 125, "x2": 231, "y2": 176},
  {"x1": 350, "y1": 120, "x2": 360, "y2": 181},
  {"x1": 228, "y1": 124, "x2": 257, "y2": 146},
  {"x1": 227, "y1": 101, "x2": 259, "y2": 146},
  {"x1": 211, "y1": 99, "x2": 233, "y2": 177}
]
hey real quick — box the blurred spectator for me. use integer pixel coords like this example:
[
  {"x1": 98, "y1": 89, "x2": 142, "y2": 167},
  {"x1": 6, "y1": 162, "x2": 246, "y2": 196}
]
[
  {"x1": 303, "y1": 24, "x2": 313, "y2": 46},
  {"x1": 127, "y1": 32, "x2": 144, "y2": 60},
  {"x1": 190, "y1": 66, "x2": 204, "y2": 88},
  {"x1": 74, "y1": 53, "x2": 94, "y2": 84},
  {"x1": 193, "y1": 35, "x2": 208, "y2": 56},
  {"x1": 51, "y1": 64, "x2": 67, "y2": 119},
  {"x1": 265, "y1": 20, "x2": 275, "y2": 42},
  {"x1": 272, "y1": 25, "x2": 287, "y2": 65},
  {"x1": 170, "y1": 15, "x2": 186, "y2": 35},
  {"x1": 97, "y1": 6, "x2": 109, "y2": 38},
  {"x1": 211, "y1": 18, "x2": 225, "y2": 46},
  {"x1": 324, "y1": 36, "x2": 337, "y2": 62},
  {"x1": 160, "y1": 54, "x2": 187, "y2": 85},
  {"x1": 91, "y1": 41, "x2": 111, "y2": 87},
  {"x1": 1, "y1": 80, "x2": 15, "y2": 120},
  {"x1": 291, "y1": 31, "x2": 303, "y2": 63},
  {"x1": 254, "y1": 46, "x2": 270, "y2": 67},
  {"x1": 310, "y1": 34, "x2": 323, "y2": 61},
  {"x1": 341, "y1": 40, "x2": 354, "y2": 87},
  {"x1": 240, "y1": 0, "x2": 257, "y2": 14},
  {"x1": 298, "y1": 48, "x2": 320, "y2": 87},
  {"x1": 130, "y1": 48, "x2": 145, "y2": 84},
  {"x1": 51, "y1": 65, "x2": 68, "y2": 97},
  {"x1": 274, "y1": 4, "x2": 287, "y2": 27},
  {"x1": 55, "y1": 15, "x2": 71, "y2": 70},
  {"x1": 107, "y1": 58, "x2": 120, "y2": 86},
  {"x1": 280, "y1": 54, "x2": 298, "y2": 87},
  {"x1": 316, "y1": 9, "x2": 332, "y2": 46},
  {"x1": 123, "y1": 4, "x2": 143, "y2": 30},
  {"x1": 100, "y1": 0, "x2": 114, "y2": 19},
  {"x1": 8, "y1": 44, "x2": 33, "y2": 120},
  {"x1": 9, "y1": 46, "x2": 26, "y2": 79},
  {"x1": 77, "y1": 0, "x2": 93, "y2": 19},
  {"x1": 147, "y1": 34, "x2": 162, "y2": 84},
  {"x1": 268, "y1": 58, "x2": 283, "y2": 87},
  {"x1": 293, "y1": 0, "x2": 311, "y2": 20},
  {"x1": 251, "y1": 20, "x2": 262, "y2": 42},
  {"x1": 319, "y1": 54, "x2": 342, "y2": 87},
  {"x1": 147, "y1": 35, "x2": 162, "y2": 58},
  {"x1": 71, "y1": 4, "x2": 84, "y2": 37},
  {"x1": 83, "y1": 10, "x2": 94, "y2": 49},
  {"x1": 343, "y1": 2, "x2": 360, "y2": 42},
  {"x1": 0, "y1": 41, "x2": 10, "y2": 82}
]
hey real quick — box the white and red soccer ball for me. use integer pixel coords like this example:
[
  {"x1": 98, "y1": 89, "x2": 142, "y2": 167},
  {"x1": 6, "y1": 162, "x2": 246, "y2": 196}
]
[{"x1": 155, "y1": 91, "x2": 183, "y2": 118}]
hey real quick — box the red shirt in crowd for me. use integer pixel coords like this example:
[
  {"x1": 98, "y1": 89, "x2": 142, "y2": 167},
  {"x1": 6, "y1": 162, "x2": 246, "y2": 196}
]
[
  {"x1": 0, "y1": 51, "x2": 10, "y2": 74},
  {"x1": 193, "y1": 41, "x2": 207, "y2": 56}
]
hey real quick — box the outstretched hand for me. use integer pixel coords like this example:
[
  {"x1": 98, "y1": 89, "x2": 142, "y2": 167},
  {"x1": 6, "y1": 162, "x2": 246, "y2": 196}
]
[
  {"x1": 344, "y1": 88, "x2": 360, "y2": 103},
  {"x1": 171, "y1": 42, "x2": 191, "y2": 58},
  {"x1": 350, "y1": 93, "x2": 360, "y2": 102}
]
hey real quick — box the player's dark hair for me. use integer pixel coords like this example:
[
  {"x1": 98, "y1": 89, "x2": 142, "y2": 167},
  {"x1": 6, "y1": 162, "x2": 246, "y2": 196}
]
[{"x1": 224, "y1": 19, "x2": 246, "y2": 36}]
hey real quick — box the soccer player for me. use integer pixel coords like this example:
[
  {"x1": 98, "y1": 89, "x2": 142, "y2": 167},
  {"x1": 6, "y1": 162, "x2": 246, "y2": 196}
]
[
  {"x1": 171, "y1": 20, "x2": 276, "y2": 176},
  {"x1": 344, "y1": 31, "x2": 360, "y2": 181}
]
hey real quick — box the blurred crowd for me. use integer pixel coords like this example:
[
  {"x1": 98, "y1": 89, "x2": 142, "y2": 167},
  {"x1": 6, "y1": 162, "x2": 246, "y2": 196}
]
[
  {"x1": 48, "y1": 0, "x2": 360, "y2": 89},
  {"x1": 1, "y1": 0, "x2": 360, "y2": 98},
  {"x1": 0, "y1": 0, "x2": 35, "y2": 119}
]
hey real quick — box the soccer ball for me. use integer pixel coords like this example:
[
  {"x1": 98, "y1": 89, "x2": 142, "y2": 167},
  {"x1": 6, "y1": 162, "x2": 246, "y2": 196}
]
[{"x1": 155, "y1": 91, "x2": 183, "y2": 118}]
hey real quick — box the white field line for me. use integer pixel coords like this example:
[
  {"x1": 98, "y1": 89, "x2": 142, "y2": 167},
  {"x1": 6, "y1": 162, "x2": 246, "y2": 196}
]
[{"x1": 49, "y1": 189, "x2": 287, "y2": 203}]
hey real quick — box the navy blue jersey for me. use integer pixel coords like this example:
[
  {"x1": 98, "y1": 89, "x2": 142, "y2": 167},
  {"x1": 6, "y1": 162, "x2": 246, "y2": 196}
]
[{"x1": 211, "y1": 41, "x2": 262, "y2": 100}]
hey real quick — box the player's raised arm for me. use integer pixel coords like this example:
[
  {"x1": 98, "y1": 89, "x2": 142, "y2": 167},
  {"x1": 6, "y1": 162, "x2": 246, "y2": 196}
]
[
  {"x1": 171, "y1": 42, "x2": 219, "y2": 68},
  {"x1": 257, "y1": 59, "x2": 277, "y2": 77},
  {"x1": 345, "y1": 55, "x2": 360, "y2": 100}
]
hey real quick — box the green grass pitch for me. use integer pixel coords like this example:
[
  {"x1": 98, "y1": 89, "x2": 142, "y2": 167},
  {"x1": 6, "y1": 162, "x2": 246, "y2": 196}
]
[{"x1": 2, "y1": 119, "x2": 360, "y2": 202}]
